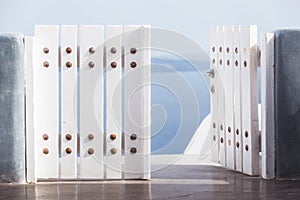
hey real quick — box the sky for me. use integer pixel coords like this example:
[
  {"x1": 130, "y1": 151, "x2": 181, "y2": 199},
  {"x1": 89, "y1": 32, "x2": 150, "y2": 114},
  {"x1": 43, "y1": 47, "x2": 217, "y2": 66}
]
[{"x1": 1, "y1": 0, "x2": 300, "y2": 51}]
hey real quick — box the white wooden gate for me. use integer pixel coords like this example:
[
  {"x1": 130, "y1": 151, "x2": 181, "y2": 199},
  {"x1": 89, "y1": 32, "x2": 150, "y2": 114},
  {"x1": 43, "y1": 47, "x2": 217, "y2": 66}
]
[
  {"x1": 25, "y1": 25, "x2": 151, "y2": 182},
  {"x1": 209, "y1": 25, "x2": 260, "y2": 176}
]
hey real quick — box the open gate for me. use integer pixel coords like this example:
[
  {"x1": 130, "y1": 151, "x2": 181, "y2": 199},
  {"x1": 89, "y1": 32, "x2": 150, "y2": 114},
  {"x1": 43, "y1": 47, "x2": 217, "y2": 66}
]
[
  {"x1": 25, "y1": 25, "x2": 151, "y2": 182},
  {"x1": 209, "y1": 25, "x2": 260, "y2": 176}
]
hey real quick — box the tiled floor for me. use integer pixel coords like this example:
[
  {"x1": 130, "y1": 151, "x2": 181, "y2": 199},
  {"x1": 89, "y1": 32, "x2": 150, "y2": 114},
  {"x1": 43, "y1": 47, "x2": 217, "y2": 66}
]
[{"x1": 1, "y1": 165, "x2": 300, "y2": 199}]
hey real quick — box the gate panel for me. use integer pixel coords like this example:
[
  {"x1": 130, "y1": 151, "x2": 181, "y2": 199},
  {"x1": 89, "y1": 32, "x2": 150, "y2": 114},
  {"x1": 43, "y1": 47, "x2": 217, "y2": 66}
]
[
  {"x1": 60, "y1": 25, "x2": 78, "y2": 179},
  {"x1": 233, "y1": 26, "x2": 243, "y2": 172},
  {"x1": 34, "y1": 25, "x2": 59, "y2": 179},
  {"x1": 209, "y1": 27, "x2": 219, "y2": 163},
  {"x1": 25, "y1": 36, "x2": 36, "y2": 182},
  {"x1": 210, "y1": 25, "x2": 259, "y2": 176},
  {"x1": 79, "y1": 25, "x2": 104, "y2": 179},
  {"x1": 223, "y1": 26, "x2": 235, "y2": 169},
  {"x1": 123, "y1": 26, "x2": 151, "y2": 179},
  {"x1": 240, "y1": 25, "x2": 259, "y2": 176},
  {"x1": 216, "y1": 26, "x2": 226, "y2": 166},
  {"x1": 261, "y1": 33, "x2": 275, "y2": 179},
  {"x1": 27, "y1": 25, "x2": 150, "y2": 181},
  {"x1": 105, "y1": 25, "x2": 123, "y2": 179}
]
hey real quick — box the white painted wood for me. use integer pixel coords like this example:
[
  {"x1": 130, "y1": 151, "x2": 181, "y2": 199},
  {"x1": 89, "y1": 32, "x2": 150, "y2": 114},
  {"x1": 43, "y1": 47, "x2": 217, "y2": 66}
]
[
  {"x1": 60, "y1": 25, "x2": 78, "y2": 179},
  {"x1": 34, "y1": 25, "x2": 59, "y2": 179},
  {"x1": 105, "y1": 25, "x2": 122, "y2": 179},
  {"x1": 232, "y1": 26, "x2": 243, "y2": 172},
  {"x1": 261, "y1": 33, "x2": 275, "y2": 179},
  {"x1": 209, "y1": 26, "x2": 219, "y2": 163},
  {"x1": 240, "y1": 25, "x2": 259, "y2": 176},
  {"x1": 25, "y1": 36, "x2": 36, "y2": 182},
  {"x1": 142, "y1": 25, "x2": 151, "y2": 180},
  {"x1": 79, "y1": 25, "x2": 104, "y2": 179},
  {"x1": 223, "y1": 26, "x2": 235, "y2": 169},
  {"x1": 123, "y1": 25, "x2": 151, "y2": 179},
  {"x1": 216, "y1": 26, "x2": 226, "y2": 166}
]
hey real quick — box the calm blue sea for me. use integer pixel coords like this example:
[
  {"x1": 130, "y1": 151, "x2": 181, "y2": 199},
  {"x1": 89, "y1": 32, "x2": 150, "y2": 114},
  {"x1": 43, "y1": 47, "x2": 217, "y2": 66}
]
[
  {"x1": 151, "y1": 57, "x2": 210, "y2": 154},
  {"x1": 151, "y1": 57, "x2": 261, "y2": 154}
]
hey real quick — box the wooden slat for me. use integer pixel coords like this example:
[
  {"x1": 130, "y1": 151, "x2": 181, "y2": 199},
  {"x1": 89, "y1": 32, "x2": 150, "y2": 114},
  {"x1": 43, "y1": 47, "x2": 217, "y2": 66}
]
[
  {"x1": 216, "y1": 26, "x2": 226, "y2": 166},
  {"x1": 240, "y1": 25, "x2": 259, "y2": 176},
  {"x1": 233, "y1": 26, "x2": 243, "y2": 172},
  {"x1": 143, "y1": 26, "x2": 151, "y2": 180},
  {"x1": 105, "y1": 25, "x2": 122, "y2": 179},
  {"x1": 261, "y1": 33, "x2": 275, "y2": 179},
  {"x1": 123, "y1": 25, "x2": 151, "y2": 179},
  {"x1": 60, "y1": 25, "x2": 78, "y2": 179},
  {"x1": 34, "y1": 25, "x2": 59, "y2": 179},
  {"x1": 79, "y1": 25, "x2": 104, "y2": 179},
  {"x1": 209, "y1": 26, "x2": 219, "y2": 163},
  {"x1": 223, "y1": 26, "x2": 235, "y2": 169},
  {"x1": 25, "y1": 36, "x2": 36, "y2": 182}
]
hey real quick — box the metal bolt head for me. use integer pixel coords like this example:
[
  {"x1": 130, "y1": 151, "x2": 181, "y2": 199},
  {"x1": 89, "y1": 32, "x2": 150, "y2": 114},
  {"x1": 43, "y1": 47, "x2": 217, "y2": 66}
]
[
  {"x1": 206, "y1": 69, "x2": 215, "y2": 78},
  {"x1": 88, "y1": 61, "x2": 95, "y2": 68},
  {"x1": 110, "y1": 47, "x2": 117, "y2": 54},
  {"x1": 66, "y1": 47, "x2": 72, "y2": 54},
  {"x1": 235, "y1": 60, "x2": 239, "y2": 67},
  {"x1": 88, "y1": 133, "x2": 94, "y2": 140},
  {"x1": 212, "y1": 59, "x2": 216, "y2": 65},
  {"x1": 226, "y1": 47, "x2": 230, "y2": 53},
  {"x1": 245, "y1": 145, "x2": 249, "y2": 151},
  {"x1": 228, "y1": 127, "x2": 231, "y2": 133},
  {"x1": 111, "y1": 62, "x2": 117, "y2": 68},
  {"x1": 130, "y1": 61, "x2": 137, "y2": 68},
  {"x1": 43, "y1": 47, "x2": 49, "y2": 54},
  {"x1": 66, "y1": 61, "x2": 72, "y2": 68},
  {"x1": 235, "y1": 47, "x2": 239, "y2": 54},
  {"x1": 89, "y1": 47, "x2": 96, "y2": 54},
  {"x1": 227, "y1": 60, "x2": 230, "y2": 66},
  {"x1": 43, "y1": 61, "x2": 49, "y2": 68},
  {"x1": 65, "y1": 134, "x2": 72, "y2": 141},
  {"x1": 88, "y1": 148, "x2": 94, "y2": 155},
  {"x1": 66, "y1": 147, "x2": 72, "y2": 154},
  {"x1": 130, "y1": 48, "x2": 137, "y2": 54},
  {"x1": 130, "y1": 134, "x2": 137, "y2": 141},
  {"x1": 43, "y1": 148, "x2": 49, "y2": 154},
  {"x1": 43, "y1": 134, "x2": 49, "y2": 140},
  {"x1": 130, "y1": 147, "x2": 137, "y2": 154},
  {"x1": 110, "y1": 133, "x2": 117, "y2": 140},
  {"x1": 111, "y1": 148, "x2": 117, "y2": 155},
  {"x1": 210, "y1": 85, "x2": 215, "y2": 94}
]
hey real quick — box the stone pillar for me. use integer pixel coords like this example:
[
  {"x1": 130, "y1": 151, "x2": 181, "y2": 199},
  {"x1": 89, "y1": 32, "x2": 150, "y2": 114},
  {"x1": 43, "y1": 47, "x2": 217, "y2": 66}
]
[
  {"x1": 275, "y1": 30, "x2": 300, "y2": 179},
  {"x1": 0, "y1": 33, "x2": 25, "y2": 183}
]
